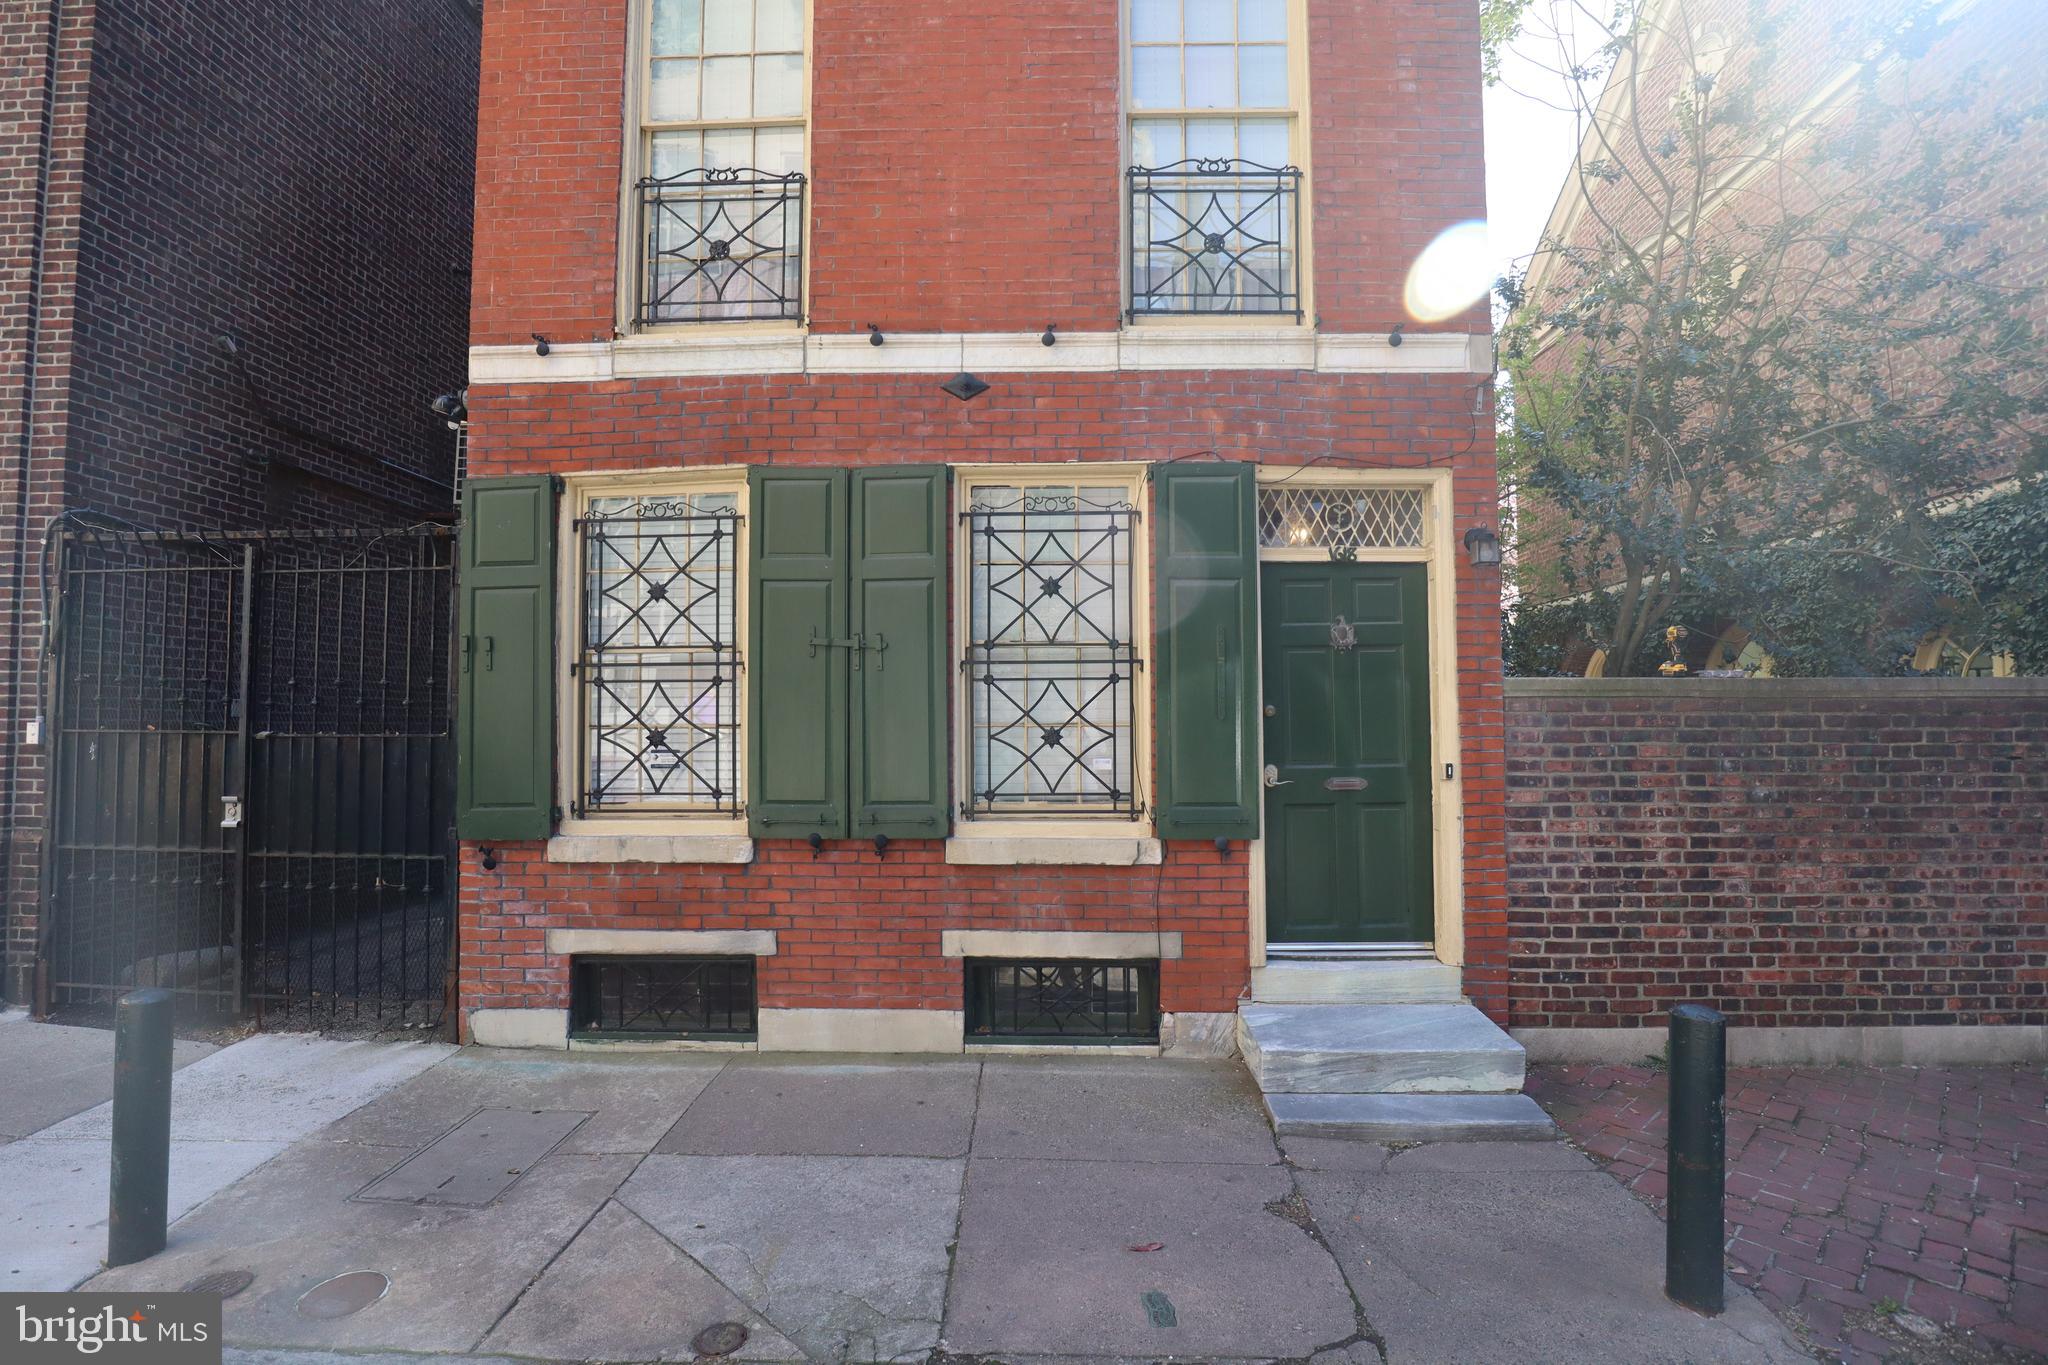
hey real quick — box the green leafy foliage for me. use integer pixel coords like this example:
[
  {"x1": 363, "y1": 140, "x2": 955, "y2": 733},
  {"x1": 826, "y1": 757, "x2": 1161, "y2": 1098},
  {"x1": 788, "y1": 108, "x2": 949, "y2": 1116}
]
[{"x1": 1498, "y1": 0, "x2": 2047, "y2": 675}]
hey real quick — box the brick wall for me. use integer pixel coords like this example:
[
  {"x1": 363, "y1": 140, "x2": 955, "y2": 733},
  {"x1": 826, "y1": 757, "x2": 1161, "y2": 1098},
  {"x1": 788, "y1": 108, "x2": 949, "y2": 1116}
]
[
  {"x1": 0, "y1": 0, "x2": 480, "y2": 1001},
  {"x1": 470, "y1": 0, "x2": 1492, "y2": 343},
  {"x1": 1506, "y1": 679, "x2": 2048, "y2": 1030},
  {"x1": 462, "y1": 371, "x2": 1510, "y2": 1024}
]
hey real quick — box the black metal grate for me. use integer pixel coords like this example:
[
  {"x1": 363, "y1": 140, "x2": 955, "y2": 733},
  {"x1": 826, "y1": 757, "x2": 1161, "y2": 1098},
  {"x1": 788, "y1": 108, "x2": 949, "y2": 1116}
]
[
  {"x1": 1127, "y1": 158, "x2": 1303, "y2": 321},
  {"x1": 576, "y1": 497, "x2": 743, "y2": 814},
  {"x1": 45, "y1": 528, "x2": 455, "y2": 1031},
  {"x1": 963, "y1": 489, "x2": 1142, "y2": 816},
  {"x1": 636, "y1": 167, "x2": 806, "y2": 324},
  {"x1": 965, "y1": 959, "x2": 1160, "y2": 1044},
  {"x1": 571, "y1": 956, "x2": 758, "y2": 1037}
]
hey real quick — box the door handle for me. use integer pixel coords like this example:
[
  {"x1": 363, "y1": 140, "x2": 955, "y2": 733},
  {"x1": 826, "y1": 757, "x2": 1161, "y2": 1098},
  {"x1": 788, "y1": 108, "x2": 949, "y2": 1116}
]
[{"x1": 1263, "y1": 764, "x2": 1292, "y2": 788}]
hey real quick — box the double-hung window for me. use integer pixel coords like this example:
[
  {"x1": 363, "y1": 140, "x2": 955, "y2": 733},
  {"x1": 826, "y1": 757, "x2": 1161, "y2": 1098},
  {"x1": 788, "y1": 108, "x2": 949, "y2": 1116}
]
[
  {"x1": 634, "y1": 0, "x2": 807, "y2": 325},
  {"x1": 571, "y1": 484, "x2": 745, "y2": 818},
  {"x1": 1127, "y1": 0, "x2": 1304, "y2": 319},
  {"x1": 958, "y1": 470, "x2": 1148, "y2": 821}
]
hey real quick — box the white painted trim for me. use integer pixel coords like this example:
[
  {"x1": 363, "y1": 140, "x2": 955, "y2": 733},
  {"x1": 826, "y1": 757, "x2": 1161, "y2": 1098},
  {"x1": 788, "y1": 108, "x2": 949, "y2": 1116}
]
[
  {"x1": 468, "y1": 1007, "x2": 570, "y2": 1049},
  {"x1": 940, "y1": 929, "x2": 1182, "y2": 959},
  {"x1": 755, "y1": 1007, "x2": 965, "y2": 1053},
  {"x1": 545, "y1": 928, "x2": 777, "y2": 956},
  {"x1": 546, "y1": 834, "x2": 755, "y2": 864},
  {"x1": 1514, "y1": 1024, "x2": 2047, "y2": 1067},
  {"x1": 943, "y1": 836, "x2": 1163, "y2": 867},
  {"x1": 466, "y1": 329, "x2": 1493, "y2": 384}
]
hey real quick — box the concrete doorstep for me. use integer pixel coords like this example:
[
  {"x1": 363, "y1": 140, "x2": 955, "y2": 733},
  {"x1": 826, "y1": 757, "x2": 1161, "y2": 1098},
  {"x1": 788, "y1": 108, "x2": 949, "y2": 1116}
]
[{"x1": 0, "y1": 1027, "x2": 1810, "y2": 1364}]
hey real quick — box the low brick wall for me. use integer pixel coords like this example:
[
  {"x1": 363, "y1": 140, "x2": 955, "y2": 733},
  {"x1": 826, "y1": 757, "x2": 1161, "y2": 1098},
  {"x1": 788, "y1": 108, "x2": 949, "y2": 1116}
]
[{"x1": 1506, "y1": 679, "x2": 2048, "y2": 1030}]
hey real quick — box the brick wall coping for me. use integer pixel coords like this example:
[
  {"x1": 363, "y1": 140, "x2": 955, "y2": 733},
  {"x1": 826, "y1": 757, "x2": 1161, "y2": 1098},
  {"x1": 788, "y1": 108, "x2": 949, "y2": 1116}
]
[{"x1": 1505, "y1": 677, "x2": 2048, "y2": 700}]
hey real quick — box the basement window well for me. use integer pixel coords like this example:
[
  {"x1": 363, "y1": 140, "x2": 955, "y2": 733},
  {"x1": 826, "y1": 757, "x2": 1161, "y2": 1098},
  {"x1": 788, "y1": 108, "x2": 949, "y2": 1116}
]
[
  {"x1": 570, "y1": 956, "x2": 757, "y2": 1039},
  {"x1": 965, "y1": 959, "x2": 1160, "y2": 1045}
]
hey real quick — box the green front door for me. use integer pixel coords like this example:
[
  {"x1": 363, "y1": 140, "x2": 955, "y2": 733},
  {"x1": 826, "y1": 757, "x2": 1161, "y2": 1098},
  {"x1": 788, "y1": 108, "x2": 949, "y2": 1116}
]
[{"x1": 1261, "y1": 562, "x2": 1435, "y2": 944}]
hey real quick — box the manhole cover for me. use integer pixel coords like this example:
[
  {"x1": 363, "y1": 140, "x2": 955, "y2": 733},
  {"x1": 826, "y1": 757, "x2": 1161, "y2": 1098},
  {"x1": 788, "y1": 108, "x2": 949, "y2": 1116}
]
[
  {"x1": 296, "y1": 1271, "x2": 390, "y2": 1320},
  {"x1": 692, "y1": 1321, "x2": 750, "y2": 1356},
  {"x1": 183, "y1": 1269, "x2": 255, "y2": 1299}
]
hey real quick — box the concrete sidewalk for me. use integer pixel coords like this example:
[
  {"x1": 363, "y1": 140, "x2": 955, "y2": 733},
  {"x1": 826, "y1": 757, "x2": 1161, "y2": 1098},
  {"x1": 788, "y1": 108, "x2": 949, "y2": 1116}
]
[
  {"x1": 0, "y1": 1016, "x2": 452, "y2": 1291},
  {"x1": 69, "y1": 1045, "x2": 1804, "y2": 1364}
]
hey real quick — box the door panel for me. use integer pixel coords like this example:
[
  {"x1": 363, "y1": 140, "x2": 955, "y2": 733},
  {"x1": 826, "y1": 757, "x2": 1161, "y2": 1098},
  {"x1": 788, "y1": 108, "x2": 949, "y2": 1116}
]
[{"x1": 1262, "y1": 562, "x2": 1434, "y2": 944}]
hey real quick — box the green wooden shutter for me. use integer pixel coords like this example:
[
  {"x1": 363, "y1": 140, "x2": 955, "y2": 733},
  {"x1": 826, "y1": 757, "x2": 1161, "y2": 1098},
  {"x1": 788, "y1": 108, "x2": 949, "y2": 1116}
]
[
  {"x1": 748, "y1": 467, "x2": 849, "y2": 837},
  {"x1": 1153, "y1": 461, "x2": 1259, "y2": 840},
  {"x1": 457, "y1": 475, "x2": 557, "y2": 840},
  {"x1": 850, "y1": 467, "x2": 951, "y2": 839}
]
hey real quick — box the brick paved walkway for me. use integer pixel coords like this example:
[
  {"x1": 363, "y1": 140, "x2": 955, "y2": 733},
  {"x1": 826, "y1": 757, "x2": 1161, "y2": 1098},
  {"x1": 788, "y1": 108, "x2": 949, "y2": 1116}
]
[{"x1": 1529, "y1": 1063, "x2": 2048, "y2": 1365}]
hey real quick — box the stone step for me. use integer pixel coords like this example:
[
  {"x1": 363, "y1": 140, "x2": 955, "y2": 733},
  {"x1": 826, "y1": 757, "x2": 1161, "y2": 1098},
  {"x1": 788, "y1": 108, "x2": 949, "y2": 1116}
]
[
  {"x1": 1265, "y1": 1092, "x2": 1557, "y2": 1143},
  {"x1": 1250, "y1": 959, "x2": 1462, "y2": 1005},
  {"x1": 1238, "y1": 1003, "x2": 1526, "y2": 1095}
]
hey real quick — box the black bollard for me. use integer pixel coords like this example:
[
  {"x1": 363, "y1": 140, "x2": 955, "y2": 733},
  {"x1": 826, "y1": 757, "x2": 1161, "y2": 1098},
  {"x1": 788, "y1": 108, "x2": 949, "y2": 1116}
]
[
  {"x1": 1665, "y1": 1002, "x2": 1727, "y2": 1315},
  {"x1": 107, "y1": 987, "x2": 175, "y2": 1267}
]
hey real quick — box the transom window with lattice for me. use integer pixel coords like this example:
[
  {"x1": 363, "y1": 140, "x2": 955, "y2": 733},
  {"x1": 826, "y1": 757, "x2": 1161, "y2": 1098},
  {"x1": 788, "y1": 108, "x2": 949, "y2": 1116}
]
[
  {"x1": 574, "y1": 489, "x2": 743, "y2": 815},
  {"x1": 962, "y1": 482, "x2": 1144, "y2": 818},
  {"x1": 1258, "y1": 485, "x2": 1426, "y2": 555}
]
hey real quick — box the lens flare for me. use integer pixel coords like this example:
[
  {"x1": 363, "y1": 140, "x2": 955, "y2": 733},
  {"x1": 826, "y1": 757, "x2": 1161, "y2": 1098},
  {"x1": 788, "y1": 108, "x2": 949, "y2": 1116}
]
[{"x1": 1402, "y1": 220, "x2": 1493, "y2": 324}]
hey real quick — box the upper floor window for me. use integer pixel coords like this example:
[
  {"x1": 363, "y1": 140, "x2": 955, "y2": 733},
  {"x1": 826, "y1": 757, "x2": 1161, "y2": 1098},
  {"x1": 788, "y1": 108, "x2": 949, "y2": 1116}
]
[
  {"x1": 572, "y1": 486, "x2": 744, "y2": 816},
  {"x1": 1126, "y1": 0, "x2": 1303, "y2": 321},
  {"x1": 634, "y1": 0, "x2": 807, "y2": 325}
]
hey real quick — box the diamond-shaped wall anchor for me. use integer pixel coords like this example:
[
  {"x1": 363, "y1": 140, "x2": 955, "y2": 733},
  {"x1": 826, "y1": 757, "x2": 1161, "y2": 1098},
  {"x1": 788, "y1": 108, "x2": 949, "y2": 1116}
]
[{"x1": 941, "y1": 371, "x2": 990, "y2": 402}]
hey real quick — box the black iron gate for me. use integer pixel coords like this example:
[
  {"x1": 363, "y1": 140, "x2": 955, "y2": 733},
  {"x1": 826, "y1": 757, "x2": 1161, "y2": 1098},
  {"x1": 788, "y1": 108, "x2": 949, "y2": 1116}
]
[{"x1": 42, "y1": 527, "x2": 457, "y2": 1031}]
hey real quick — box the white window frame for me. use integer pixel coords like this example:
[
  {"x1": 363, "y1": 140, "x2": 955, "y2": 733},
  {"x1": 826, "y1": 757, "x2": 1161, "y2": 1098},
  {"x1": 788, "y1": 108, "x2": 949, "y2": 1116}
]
[
  {"x1": 1122, "y1": 0, "x2": 1316, "y2": 326},
  {"x1": 951, "y1": 463, "x2": 1155, "y2": 837},
  {"x1": 618, "y1": 0, "x2": 813, "y2": 336},
  {"x1": 556, "y1": 466, "x2": 751, "y2": 838}
]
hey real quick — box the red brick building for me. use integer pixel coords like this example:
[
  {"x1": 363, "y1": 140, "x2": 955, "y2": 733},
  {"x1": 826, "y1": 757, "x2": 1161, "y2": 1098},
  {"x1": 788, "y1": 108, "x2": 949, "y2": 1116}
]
[
  {"x1": 455, "y1": 0, "x2": 1509, "y2": 1063},
  {"x1": 0, "y1": 0, "x2": 480, "y2": 1005}
]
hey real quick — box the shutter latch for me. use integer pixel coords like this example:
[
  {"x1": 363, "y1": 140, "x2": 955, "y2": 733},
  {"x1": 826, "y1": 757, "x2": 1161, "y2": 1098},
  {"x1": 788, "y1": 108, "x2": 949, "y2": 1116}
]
[{"x1": 809, "y1": 628, "x2": 887, "y2": 671}]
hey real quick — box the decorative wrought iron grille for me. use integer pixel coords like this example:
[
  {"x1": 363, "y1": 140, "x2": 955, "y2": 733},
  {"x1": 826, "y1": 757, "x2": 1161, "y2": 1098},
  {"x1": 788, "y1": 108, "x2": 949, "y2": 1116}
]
[
  {"x1": 1258, "y1": 486, "x2": 1427, "y2": 553},
  {"x1": 963, "y1": 487, "x2": 1141, "y2": 816},
  {"x1": 1128, "y1": 159, "x2": 1302, "y2": 321},
  {"x1": 966, "y1": 960, "x2": 1160, "y2": 1042},
  {"x1": 571, "y1": 956, "x2": 757, "y2": 1037},
  {"x1": 636, "y1": 167, "x2": 806, "y2": 325},
  {"x1": 576, "y1": 494, "x2": 742, "y2": 814}
]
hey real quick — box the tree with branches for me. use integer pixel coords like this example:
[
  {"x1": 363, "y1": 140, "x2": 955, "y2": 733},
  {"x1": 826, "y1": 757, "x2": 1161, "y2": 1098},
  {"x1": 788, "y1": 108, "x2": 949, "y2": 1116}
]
[{"x1": 1492, "y1": 0, "x2": 2046, "y2": 675}]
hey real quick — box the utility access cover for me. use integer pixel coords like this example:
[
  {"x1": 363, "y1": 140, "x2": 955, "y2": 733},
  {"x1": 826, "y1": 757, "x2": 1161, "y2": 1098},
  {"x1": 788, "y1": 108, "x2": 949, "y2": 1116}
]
[{"x1": 356, "y1": 1108, "x2": 591, "y2": 1208}]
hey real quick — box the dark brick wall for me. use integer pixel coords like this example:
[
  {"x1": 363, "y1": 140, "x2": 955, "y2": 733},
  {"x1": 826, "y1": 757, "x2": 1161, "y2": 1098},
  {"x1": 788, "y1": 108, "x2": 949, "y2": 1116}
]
[
  {"x1": 1506, "y1": 679, "x2": 2048, "y2": 1029},
  {"x1": 0, "y1": 0, "x2": 480, "y2": 1002}
]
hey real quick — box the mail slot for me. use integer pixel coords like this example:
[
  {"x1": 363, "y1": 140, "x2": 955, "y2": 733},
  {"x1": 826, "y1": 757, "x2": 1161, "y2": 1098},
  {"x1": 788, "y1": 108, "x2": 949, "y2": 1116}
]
[{"x1": 1323, "y1": 776, "x2": 1368, "y2": 791}]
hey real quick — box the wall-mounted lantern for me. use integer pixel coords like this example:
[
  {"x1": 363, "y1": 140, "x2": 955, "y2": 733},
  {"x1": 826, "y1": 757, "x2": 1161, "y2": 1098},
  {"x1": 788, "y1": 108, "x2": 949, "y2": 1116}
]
[{"x1": 1463, "y1": 526, "x2": 1502, "y2": 567}]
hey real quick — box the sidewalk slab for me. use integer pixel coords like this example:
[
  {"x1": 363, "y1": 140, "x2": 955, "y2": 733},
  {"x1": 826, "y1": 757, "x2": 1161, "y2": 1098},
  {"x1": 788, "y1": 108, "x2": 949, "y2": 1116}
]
[
  {"x1": 1299, "y1": 1165, "x2": 1809, "y2": 1364},
  {"x1": 0, "y1": 1017, "x2": 217, "y2": 1139},
  {"x1": 620, "y1": 1152, "x2": 962, "y2": 1363},
  {"x1": 88, "y1": 1139, "x2": 638, "y2": 1354},
  {"x1": 974, "y1": 1056, "x2": 1278, "y2": 1164},
  {"x1": 944, "y1": 1156, "x2": 1357, "y2": 1359},
  {"x1": 322, "y1": 1047, "x2": 725, "y2": 1155},
  {"x1": 655, "y1": 1055, "x2": 978, "y2": 1157},
  {"x1": 1, "y1": 1035, "x2": 451, "y2": 1291},
  {"x1": 481, "y1": 1199, "x2": 804, "y2": 1362}
]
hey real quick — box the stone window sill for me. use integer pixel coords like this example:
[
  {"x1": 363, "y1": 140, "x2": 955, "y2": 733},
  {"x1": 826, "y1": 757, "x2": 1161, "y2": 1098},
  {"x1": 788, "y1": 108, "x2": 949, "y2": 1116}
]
[
  {"x1": 546, "y1": 833, "x2": 754, "y2": 865},
  {"x1": 943, "y1": 835, "x2": 1163, "y2": 867}
]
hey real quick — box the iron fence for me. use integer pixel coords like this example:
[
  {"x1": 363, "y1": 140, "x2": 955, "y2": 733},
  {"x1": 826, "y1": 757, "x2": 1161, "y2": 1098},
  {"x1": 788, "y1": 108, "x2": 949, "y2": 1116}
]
[
  {"x1": 1127, "y1": 158, "x2": 1303, "y2": 321},
  {"x1": 636, "y1": 167, "x2": 806, "y2": 325}
]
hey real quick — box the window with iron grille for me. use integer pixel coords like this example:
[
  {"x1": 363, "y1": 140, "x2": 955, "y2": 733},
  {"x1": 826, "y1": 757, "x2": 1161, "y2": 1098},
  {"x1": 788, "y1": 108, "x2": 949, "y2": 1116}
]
[
  {"x1": 574, "y1": 491, "x2": 743, "y2": 815},
  {"x1": 571, "y1": 956, "x2": 757, "y2": 1037},
  {"x1": 1126, "y1": 0, "x2": 1303, "y2": 319},
  {"x1": 962, "y1": 483, "x2": 1143, "y2": 817},
  {"x1": 634, "y1": 0, "x2": 807, "y2": 324},
  {"x1": 965, "y1": 960, "x2": 1161, "y2": 1043}
]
